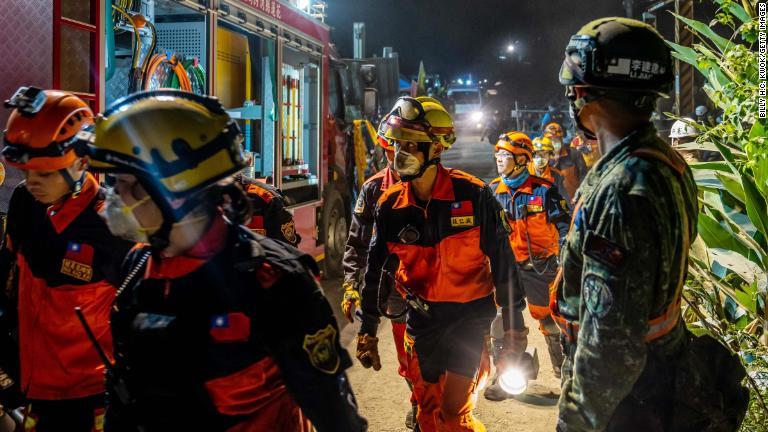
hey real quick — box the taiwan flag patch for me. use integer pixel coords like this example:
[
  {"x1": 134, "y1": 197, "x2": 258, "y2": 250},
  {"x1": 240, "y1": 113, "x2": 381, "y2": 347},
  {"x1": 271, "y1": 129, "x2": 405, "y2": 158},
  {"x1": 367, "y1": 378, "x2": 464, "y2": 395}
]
[
  {"x1": 65, "y1": 242, "x2": 94, "y2": 264},
  {"x1": 450, "y1": 201, "x2": 474, "y2": 217},
  {"x1": 450, "y1": 200, "x2": 475, "y2": 227},
  {"x1": 210, "y1": 312, "x2": 251, "y2": 343},
  {"x1": 526, "y1": 196, "x2": 544, "y2": 213},
  {"x1": 61, "y1": 242, "x2": 94, "y2": 282}
]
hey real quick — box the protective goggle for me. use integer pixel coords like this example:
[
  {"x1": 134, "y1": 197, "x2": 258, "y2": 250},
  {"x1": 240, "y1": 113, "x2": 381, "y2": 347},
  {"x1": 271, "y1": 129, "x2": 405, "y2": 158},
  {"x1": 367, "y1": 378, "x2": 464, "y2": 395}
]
[
  {"x1": 389, "y1": 97, "x2": 428, "y2": 122},
  {"x1": 1, "y1": 130, "x2": 89, "y2": 165},
  {"x1": 379, "y1": 97, "x2": 455, "y2": 140},
  {"x1": 498, "y1": 134, "x2": 531, "y2": 149},
  {"x1": 545, "y1": 126, "x2": 563, "y2": 137}
]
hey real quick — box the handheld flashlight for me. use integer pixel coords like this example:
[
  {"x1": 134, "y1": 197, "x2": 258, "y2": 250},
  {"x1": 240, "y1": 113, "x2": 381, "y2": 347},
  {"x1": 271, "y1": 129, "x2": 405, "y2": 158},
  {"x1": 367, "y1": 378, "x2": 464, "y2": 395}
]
[{"x1": 498, "y1": 347, "x2": 540, "y2": 395}]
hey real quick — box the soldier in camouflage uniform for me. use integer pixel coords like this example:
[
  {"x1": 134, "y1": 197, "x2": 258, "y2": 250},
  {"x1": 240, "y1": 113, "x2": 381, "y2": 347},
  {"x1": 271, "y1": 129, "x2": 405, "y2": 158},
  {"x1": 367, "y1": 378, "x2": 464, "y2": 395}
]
[{"x1": 552, "y1": 18, "x2": 748, "y2": 431}]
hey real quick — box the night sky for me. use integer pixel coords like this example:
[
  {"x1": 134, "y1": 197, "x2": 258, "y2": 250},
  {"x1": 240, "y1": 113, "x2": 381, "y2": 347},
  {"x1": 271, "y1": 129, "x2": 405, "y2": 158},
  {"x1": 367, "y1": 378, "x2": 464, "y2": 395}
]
[{"x1": 326, "y1": 0, "x2": 627, "y2": 106}]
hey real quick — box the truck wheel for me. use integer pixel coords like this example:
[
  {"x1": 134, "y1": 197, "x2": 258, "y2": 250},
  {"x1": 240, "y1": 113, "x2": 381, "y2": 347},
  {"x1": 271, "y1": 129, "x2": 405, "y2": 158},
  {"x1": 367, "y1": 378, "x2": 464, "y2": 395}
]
[{"x1": 322, "y1": 189, "x2": 347, "y2": 278}]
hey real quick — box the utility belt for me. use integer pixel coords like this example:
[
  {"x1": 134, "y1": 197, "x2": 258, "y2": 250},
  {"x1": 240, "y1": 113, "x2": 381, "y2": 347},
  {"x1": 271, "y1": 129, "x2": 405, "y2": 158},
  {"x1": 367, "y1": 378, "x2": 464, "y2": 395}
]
[{"x1": 552, "y1": 297, "x2": 682, "y2": 346}]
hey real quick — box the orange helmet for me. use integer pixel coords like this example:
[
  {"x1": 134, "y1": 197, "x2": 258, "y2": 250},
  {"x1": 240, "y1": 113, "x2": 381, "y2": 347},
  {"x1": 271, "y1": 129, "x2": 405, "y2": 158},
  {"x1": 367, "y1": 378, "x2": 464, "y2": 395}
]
[
  {"x1": 2, "y1": 87, "x2": 93, "y2": 170},
  {"x1": 544, "y1": 122, "x2": 564, "y2": 138},
  {"x1": 495, "y1": 131, "x2": 533, "y2": 159}
]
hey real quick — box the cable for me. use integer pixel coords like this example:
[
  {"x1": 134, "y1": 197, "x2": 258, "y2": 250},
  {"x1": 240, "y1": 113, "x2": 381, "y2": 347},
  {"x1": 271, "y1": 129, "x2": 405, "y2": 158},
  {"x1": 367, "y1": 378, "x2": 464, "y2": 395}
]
[
  {"x1": 139, "y1": 21, "x2": 157, "y2": 84},
  {"x1": 376, "y1": 254, "x2": 431, "y2": 319},
  {"x1": 112, "y1": 5, "x2": 144, "y2": 93}
]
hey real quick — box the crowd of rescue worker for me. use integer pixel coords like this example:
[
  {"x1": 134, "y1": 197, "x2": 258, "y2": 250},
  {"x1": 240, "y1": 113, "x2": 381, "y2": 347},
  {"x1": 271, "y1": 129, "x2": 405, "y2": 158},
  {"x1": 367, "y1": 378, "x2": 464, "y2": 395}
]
[{"x1": 0, "y1": 16, "x2": 751, "y2": 432}]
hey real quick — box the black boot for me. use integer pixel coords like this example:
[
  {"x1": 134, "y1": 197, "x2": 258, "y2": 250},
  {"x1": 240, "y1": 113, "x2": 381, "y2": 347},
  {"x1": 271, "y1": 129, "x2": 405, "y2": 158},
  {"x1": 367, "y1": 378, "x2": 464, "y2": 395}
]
[
  {"x1": 405, "y1": 402, "x2": 418, "y2": 429},
  {"x1": 545, "y1": 333, "x2": 564, "y2": 379},
  {"x1": 483, "y1": 338, "x2": 512, "y2": 401}
]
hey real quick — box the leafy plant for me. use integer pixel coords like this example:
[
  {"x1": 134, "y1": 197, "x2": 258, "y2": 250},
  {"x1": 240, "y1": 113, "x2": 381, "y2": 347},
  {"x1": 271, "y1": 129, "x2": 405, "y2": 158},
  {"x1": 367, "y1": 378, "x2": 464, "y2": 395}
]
[{"x1": 667, "y1": 0, "x2": 768, "y2": 428}]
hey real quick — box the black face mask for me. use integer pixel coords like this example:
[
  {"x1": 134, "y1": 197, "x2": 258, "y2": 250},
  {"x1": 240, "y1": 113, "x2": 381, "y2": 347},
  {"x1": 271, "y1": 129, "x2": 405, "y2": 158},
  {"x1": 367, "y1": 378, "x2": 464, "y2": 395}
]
[{"x1": 566, "y1": 86, "x2": 598, "y2": 140}]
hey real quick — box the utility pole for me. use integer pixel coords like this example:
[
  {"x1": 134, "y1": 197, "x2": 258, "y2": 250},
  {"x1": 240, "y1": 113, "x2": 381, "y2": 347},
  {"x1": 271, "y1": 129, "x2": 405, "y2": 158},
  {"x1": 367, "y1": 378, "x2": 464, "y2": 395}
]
[
  {"x1": 353, "y1": 22, "x2": 365, "y2": 59},
  {"x1": 623, "y1": 0, "x2": 635, "y2": 17},
  {"x1": 675, "y1": 0, "x2": 695, "y2": 116}
]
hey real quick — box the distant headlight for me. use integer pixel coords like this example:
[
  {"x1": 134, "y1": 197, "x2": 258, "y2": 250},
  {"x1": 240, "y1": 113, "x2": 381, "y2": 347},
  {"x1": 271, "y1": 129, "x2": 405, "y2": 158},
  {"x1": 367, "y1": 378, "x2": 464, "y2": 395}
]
[{"x1": 471, "y1": 111, "x2": 483, "y2": 122}]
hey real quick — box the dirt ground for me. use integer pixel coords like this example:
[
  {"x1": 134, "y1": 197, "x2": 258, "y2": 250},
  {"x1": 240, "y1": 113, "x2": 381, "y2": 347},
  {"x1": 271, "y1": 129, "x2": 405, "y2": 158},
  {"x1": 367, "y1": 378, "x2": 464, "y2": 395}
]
[{"x1": 340, "y1": 309, "x2": 560, "y2": 432}]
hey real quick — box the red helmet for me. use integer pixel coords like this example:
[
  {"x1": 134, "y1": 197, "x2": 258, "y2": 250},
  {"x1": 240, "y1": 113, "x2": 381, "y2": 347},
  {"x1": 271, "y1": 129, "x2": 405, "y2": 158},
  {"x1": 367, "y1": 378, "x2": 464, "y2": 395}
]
[{"x1": 2, "y1": 87, "x2": 93, "y2": 170}]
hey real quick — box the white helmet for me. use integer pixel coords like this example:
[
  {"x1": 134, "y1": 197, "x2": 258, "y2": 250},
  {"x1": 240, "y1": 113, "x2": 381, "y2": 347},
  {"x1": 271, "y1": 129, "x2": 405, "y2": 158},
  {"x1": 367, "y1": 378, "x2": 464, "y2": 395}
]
[{"x1": 669, "y1": 118, "x2": 698, "y2": 139}]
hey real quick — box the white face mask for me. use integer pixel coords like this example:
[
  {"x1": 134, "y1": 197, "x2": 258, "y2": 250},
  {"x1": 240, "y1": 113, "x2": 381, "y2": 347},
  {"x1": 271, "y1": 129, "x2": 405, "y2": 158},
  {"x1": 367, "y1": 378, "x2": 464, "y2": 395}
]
[
  {"x1": 533, "y1": 155, "x2": 549, "y2": 170},
  {"x1": 551, "y1": 138, "x2": 563, "y2": 153},
  {"x1": 394, "y1": 150, "x2": 422, "y2": 176},
  {"x1": 101, "y1": 188, "x2": 156, "y2": 243}
]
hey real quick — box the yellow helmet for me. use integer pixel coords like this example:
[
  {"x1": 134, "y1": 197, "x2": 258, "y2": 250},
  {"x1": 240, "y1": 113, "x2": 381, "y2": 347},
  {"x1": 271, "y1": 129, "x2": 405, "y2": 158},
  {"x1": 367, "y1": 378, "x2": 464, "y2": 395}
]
[
  {"x1": 377, "y1": 96, "x2": 456, "y2": 148},
  {"x1": 88, "y1": 90, "x2": 246, "y2": 218},
  {"x1": 532, "y1": 136, "x2": 556, "y2": 153}
]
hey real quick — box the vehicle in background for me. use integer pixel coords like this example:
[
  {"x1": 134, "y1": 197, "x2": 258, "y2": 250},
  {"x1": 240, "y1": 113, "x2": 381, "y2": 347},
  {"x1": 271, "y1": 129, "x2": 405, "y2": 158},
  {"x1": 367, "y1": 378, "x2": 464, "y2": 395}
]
[
  {"x1": 447, "y1": 85, "x2": 483, "y2": 129},
  {"x1": 0, "y1": 0, "x2": 397, "y2": 277}
]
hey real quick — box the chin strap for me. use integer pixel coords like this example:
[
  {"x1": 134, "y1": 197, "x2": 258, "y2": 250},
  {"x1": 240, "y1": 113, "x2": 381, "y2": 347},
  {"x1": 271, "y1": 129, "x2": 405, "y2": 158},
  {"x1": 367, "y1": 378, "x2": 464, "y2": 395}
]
[
  {"x1": 59, "y1": 169, "x2": 86, "y2": 198},
  {"x1": 568, "y1": 87, "x2": 603, "y2": 140}
]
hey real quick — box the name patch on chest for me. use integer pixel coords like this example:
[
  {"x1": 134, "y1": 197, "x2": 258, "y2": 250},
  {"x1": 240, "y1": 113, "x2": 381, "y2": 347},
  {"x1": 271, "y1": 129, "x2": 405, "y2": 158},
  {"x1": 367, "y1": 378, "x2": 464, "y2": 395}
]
[
  {"x1": 60, "y1": 242, "x2": 94, "y2": 282},
  {"x1": 451, "y1": 216, "x2": 476, "y2": 227}
]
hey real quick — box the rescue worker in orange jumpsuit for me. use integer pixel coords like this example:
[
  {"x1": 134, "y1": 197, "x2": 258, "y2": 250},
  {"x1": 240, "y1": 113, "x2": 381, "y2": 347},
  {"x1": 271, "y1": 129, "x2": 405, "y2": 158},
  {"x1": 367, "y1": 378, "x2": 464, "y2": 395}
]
[
  {"x1": 340, "y1": 137, "x2": 419, "y2": 429},
  {"x1": 0, "y1": 87, "x2": 134, "y2": 431},
  {"x1": 569, "y1": 133, "x2": 600, "y2": 176},
  {"x1": 529, "y1": 135, "x2": 571, "y2": 204},
  {"x1": 86, "y1": 90, "x2": 367, "y2": 431},
  {"x1": 544, "y1": 123, "x2": 583, "y2": 199},
  {"x1": 356, "y1": 97, "x2": 528, "y2": 432},
  {"x1": 484, "y1": 132, "x2": 570, "y2": 401}
]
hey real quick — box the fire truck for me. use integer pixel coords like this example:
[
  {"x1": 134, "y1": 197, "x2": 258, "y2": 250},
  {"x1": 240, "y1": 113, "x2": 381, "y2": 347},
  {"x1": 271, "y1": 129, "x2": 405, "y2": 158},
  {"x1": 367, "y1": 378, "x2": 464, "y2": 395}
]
[{"x1": 0, "y1": 0, "x2": 397, "y2": 276}]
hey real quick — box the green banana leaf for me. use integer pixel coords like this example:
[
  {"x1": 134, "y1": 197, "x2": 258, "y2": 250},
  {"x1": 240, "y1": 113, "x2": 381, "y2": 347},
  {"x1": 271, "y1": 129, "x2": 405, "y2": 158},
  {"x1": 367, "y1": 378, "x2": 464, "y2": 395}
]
[
  {"x1": 673, "y1": 13, "x2": 733, "y2": 53},
  {"x1": 741, "y1": 173, "x2": 768, "y2": 239},
  {"x1": 713, "y1": 0, "x2": 752, "y2": 23},
  {"x1": 698, "y1": 211, "x2": 752, "y2": 257}
]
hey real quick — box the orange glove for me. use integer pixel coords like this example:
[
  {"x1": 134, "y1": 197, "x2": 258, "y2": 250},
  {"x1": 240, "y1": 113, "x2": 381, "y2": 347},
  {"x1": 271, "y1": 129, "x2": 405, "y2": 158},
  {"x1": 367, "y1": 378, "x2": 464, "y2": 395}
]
[
  {"x1": 356, "y1": 334, "x2": 381, "y2": 371},
  {"x1": 341, "y1": 282, "x2": 360, "y2": 323}
]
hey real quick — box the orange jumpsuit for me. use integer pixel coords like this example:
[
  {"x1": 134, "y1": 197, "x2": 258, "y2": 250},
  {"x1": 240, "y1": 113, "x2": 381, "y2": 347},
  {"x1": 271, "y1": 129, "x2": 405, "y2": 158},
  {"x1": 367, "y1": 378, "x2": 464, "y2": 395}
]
[
  {"x1": 0, "y1": 174, "x2": 133, "y2": 431},
  {"x1": 360, "y1": 165, "x2": 525, "y2": 432}
]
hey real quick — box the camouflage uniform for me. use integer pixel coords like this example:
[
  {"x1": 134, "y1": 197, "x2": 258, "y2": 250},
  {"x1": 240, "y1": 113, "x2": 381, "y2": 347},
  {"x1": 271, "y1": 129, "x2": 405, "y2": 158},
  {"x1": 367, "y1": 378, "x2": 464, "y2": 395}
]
[{"x1": 552, "y1": 125, "x2": 698, "y2": 431}]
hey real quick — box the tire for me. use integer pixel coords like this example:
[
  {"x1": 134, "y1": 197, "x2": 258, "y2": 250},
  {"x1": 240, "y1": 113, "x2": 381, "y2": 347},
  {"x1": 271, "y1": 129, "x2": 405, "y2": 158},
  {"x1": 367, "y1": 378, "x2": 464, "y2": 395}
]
[{"x1": 321, "y1": 189, "x2": 348, "y2": 278}]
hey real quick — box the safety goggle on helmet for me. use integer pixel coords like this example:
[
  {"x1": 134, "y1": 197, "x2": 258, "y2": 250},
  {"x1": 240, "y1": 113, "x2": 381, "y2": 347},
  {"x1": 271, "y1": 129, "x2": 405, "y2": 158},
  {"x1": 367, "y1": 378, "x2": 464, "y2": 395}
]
[
  {"x1": 377, "y1": 96, "x2": 456, "y2": 148},
  {"x1": 495, "y1": 131, "x2": 533, "y2": 159},
  {"x1": 2, "y1": 87, "x2": 94, "y2": 170},
  {"x1": 532, "y1": 136, "x2": 556, "y2": 153}
]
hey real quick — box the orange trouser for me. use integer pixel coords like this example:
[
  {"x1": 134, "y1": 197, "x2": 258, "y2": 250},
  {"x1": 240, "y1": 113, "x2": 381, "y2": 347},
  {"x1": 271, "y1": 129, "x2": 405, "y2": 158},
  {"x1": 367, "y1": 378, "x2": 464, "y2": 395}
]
[{"x1": 405, "y1": 334, "x2": 490, "y2": 432}]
